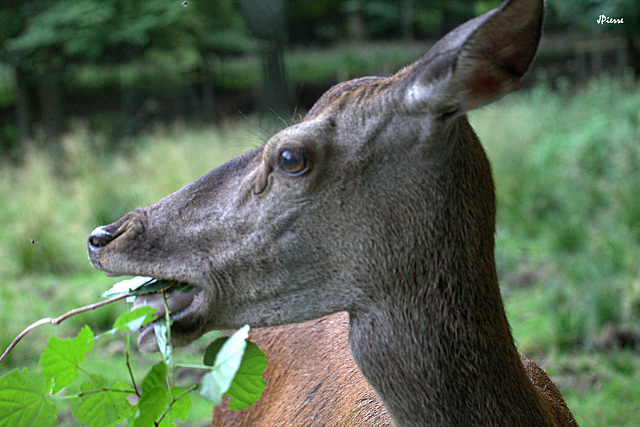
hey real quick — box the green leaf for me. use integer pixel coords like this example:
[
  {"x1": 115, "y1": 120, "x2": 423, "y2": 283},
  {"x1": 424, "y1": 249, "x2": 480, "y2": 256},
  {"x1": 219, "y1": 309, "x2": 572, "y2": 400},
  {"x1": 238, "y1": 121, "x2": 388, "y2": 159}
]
[
  {"x1": 202, "y1": 337, "x2": 226, "y2": 367},
  {"x1": 199, "y1": 325, "x2": 249, "y2": 406},
  {"x1": 199, "y1": 372, "x2": 223, "y2": 407},
  {"x1": 203, "y1": 334, "x2": 268, "y2": 410},
  {"x1": 132, "y1": 362, "x2": 170, "y2": 427},
  {"x1": 100, "y1": 276, "x2": 155, "y2": 299},
  {"x1": 134, "y1": 389, "x2": 171, "y2": 427},
  {"x1": 0, "y1": 369, "x2": 56, "y2": 427},
  {"x1": 130, "y1": 281, "x2": 192, "y2": 296},
  {"x1": 141, "y1": 361, "x2": 167, "y2": 394},
  {"x1": 101, "y1": 277, "x2": 192, "y2": 299},
  {"x1": 157, "y1": 387, "x2": 191, "y2": 427},
  {"x1": 40, "y1": 325, "x2": 94, "y2": 394},
  {"x1": 131, "y1": 364, "x2": 192, "y2": 427},
  {"x1": 72, "y1": 375, "x2": 135, "y2": 426},
  {"x1": 111, "y1": 306, "x2": 158, "y2": 333},
  {"x1": 168, "y1": 387, "x2": 191, "y2": 421},
  {"x1": 226, "y1": 341, "x2": 267, "y2": 410}
]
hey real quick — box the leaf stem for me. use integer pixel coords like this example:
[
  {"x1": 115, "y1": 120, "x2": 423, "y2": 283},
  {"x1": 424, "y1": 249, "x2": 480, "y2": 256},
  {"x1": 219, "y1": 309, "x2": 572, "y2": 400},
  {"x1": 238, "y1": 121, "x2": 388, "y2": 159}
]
[
  {"x1": 125, "y1": 340, "x2": 140, "y2": 397},
  {"x1": 174, "y1": 362, "x2": 213, "y2": 370},
  {"x1": 162, "y1": 290, "x2": 173, "y2": 372},
  {"x1": 52, "y1": 387, "x2": 135, "y2": 400},
  {"x1": 0, "y1": 294, "x2": 130, "y2": 364},
  {"x1": 155, "y1": 384, "x2": 198, "y2": 426},
  {"x1": 79, "y1": 387, "x2": 136, "y2": 397}
]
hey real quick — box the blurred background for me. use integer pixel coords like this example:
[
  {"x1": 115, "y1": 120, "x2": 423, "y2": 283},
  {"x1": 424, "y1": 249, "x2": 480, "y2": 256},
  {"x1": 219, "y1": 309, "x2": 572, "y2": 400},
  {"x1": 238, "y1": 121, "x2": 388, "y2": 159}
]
[{"x1": 0, "y1": 0, "x2": 639, "y2": 425}]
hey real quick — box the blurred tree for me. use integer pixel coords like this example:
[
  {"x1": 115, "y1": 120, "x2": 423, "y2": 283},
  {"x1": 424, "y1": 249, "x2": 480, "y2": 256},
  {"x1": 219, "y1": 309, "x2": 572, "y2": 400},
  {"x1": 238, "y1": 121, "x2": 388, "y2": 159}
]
[
  {"x1": 287, "y1": 0, "x2": 344, "y2": 44},
  {"x1": 415, "y1": 0, "x2": 479, "y2": 38},
  {"x1": 8, "y1": 0, "x2": 620, "y2": 147},
  {"x1": 0, "y1": 1, "x2": 50, "y2": 142},
  {"x1": 0, "y1": 0, "x2": 250, "y2": 143},
  {"x1": 552, "y1": 1, "x2": 640, "y2": 76},
  {"x1": 239, "y1": 0, "x2": 290, "y2": 119},
  {"x1": 285, "y1": 0, "x2": 499, "y2": 42}
]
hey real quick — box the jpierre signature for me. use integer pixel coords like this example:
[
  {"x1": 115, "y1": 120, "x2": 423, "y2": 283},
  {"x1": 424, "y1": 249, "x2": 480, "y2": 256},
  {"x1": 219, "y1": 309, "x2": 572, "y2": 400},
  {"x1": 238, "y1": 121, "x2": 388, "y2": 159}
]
[{"x1": 597, "y1": 15, "x2": 623, "y2": 24}]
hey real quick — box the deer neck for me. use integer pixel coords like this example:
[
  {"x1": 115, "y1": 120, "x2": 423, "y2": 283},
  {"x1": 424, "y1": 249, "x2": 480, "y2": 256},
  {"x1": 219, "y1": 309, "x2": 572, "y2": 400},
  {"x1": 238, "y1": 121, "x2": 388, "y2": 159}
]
[
  {"x1": 347, "y1": 120, "x2": 554, "y2": 426},
  {"x1": 349, "y1": 262, "x2": 555, "y2": 426}
]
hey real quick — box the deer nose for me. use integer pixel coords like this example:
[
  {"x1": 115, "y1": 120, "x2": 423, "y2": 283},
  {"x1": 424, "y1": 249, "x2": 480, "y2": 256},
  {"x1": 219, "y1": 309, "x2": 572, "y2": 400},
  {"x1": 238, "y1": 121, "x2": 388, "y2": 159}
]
[{"x1": 88, "y1": 226, "x2": 115, "y2": 248}]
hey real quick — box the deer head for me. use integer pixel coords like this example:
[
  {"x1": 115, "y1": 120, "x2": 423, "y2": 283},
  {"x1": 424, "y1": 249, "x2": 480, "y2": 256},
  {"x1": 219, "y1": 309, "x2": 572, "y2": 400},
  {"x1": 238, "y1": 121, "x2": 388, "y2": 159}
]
[
  {"x1": 88, "y1": 0, "x2": 543, "y2": 353},
  {"x1": 89, "y1": 1, "x2": 555, "y2": 424}
]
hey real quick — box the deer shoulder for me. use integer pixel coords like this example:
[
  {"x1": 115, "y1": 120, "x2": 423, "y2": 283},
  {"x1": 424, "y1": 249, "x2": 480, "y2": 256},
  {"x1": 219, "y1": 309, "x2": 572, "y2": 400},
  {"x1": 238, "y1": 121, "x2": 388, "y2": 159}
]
[
  {"x1": 214, "y1": 314, "x2": 577, "y2": 426},
  {"x1": 213, "y1": 313, "x2": 392, "y2": 426}
]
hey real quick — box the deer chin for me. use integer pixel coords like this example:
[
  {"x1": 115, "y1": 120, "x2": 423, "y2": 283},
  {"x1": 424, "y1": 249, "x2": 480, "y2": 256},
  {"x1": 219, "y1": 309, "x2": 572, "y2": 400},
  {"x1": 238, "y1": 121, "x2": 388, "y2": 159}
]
[{"x1": 132, "y1": 284, "x2": 206, "y2": 353}]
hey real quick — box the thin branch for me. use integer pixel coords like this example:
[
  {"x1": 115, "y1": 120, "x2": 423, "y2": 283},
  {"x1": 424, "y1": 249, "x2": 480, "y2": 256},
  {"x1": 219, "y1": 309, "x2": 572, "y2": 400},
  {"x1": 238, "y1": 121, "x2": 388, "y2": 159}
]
[
  {"x1": 78, "y1": 387, "x2": 136, "y2": 397},
  {"x1": 155, "y1": 384, "x2": 198, "y2": 426},
  {"x1": 53, "y1": 387, "x2": 135, "y2": 401},
  {"x1": 0, "y1": 294, "x2": 130, "y2": 364},
  {"x1": 174, "y1": 362, "x2": 213, "y2": 370},
  {"x1": 125, "y1": 342, "x2": 140, "y2": 397}
]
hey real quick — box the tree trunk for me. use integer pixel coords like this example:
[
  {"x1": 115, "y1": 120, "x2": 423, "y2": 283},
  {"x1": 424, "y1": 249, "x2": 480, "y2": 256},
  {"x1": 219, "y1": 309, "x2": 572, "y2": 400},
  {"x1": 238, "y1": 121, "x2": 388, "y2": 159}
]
[
  {"x1": 14, "y1": 66, "x2": 34, "y2": 142},
  {"x1": 261, "y1": 42, "x2": 290, "y2": 120},
  {"x1": 36, "y1": 71, "x2": 65, "y2": 142},
  {"x1": 400, "y1": 0, "x2": 414, "y2": 41},
  {"x1": 625, "y1": 36, "x2": 640, "y2": 77},
  {"x1": 238, "y1": 0, "x2": 291, "y2": 122}
]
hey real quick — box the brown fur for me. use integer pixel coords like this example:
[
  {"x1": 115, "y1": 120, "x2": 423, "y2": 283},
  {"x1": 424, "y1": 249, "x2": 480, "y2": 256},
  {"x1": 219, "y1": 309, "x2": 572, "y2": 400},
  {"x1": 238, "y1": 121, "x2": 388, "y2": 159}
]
[
  {"x1": 214, "y1": 314, "x2": 392, "y2": 427},
  {"x1": 214, "y1": 314, "x2": 577, "y2": 426}
]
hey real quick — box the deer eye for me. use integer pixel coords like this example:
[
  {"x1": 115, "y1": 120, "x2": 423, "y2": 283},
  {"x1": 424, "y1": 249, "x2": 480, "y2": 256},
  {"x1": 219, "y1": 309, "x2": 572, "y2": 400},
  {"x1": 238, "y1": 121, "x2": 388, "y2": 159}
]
[{"x1": 276, "y1": 147, "x2": 310, "y2": 176}]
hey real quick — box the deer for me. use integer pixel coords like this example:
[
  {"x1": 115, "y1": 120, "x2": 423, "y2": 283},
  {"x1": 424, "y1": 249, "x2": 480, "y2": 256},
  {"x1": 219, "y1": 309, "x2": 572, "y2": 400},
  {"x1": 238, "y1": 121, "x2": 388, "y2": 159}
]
[{"x1": 87, "y1": 0, "x2": 578, "y2": 425}]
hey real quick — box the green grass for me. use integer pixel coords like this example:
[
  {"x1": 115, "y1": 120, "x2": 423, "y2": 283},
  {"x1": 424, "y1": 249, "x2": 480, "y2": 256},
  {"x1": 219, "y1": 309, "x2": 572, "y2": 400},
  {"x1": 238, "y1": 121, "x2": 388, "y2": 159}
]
[
  {"x1": 471, "y1": 74, "x2": 640, "y2": 346},
  {"x1": 507, "y1": 286, "x2": 640, "y2": 426},
  {"x1": 0, "y1": 123, "x2": 254, "y2": 425},
  {"x1": 1, "y1": 76, "x2": 640, "y2": 425},
  {"x1": 0, "y1": 121, "x2": 254, "y2": 349},
  {"x1": 470, "y1": 74, "x2": 640, "y2": 425}
]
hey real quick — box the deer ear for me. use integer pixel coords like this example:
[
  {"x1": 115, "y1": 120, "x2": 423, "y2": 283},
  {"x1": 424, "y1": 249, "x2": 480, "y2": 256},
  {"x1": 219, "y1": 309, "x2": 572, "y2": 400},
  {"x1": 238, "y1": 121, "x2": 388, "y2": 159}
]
[{"x1": 401, "y1": 0, "x2": 545, "y2": 116}]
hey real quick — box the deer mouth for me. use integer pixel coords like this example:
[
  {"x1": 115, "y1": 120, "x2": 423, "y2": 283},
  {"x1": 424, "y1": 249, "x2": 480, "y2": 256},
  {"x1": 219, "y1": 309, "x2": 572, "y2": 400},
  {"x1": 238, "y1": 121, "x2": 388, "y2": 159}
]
[
  {"x1": 108, "y1": 277, "x2": 206, "y2": 352},
  {"x1": 137, "y1": 288, "x2": 199, "y2": 341}
]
